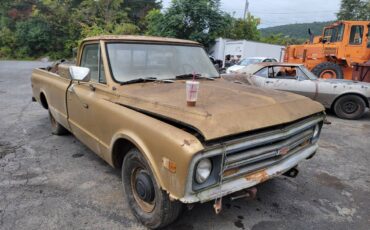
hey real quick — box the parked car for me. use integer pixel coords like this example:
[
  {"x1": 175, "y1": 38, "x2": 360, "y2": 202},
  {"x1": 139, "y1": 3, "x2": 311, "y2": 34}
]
[
  {"x1": 226, "y1": 57, "x2": 277, "y2": 74},
  {"x1": 31, "y1": 36, "x2": 325, "y2": 229},
  {"x1": 224, "y1": 63, "x2": 370, "y2": 120}
]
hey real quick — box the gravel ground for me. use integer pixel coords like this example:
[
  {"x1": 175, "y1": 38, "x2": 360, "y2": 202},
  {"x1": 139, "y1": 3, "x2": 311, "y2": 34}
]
[{"x1": 0, "y1": 61, "x2": 369, "y2": 230}]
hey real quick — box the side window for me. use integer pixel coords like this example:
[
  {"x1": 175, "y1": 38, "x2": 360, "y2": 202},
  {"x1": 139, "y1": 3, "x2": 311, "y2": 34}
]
[
  {"x1": 271, "y1": 66, "x2": 298, "y2": 79},
  {"x1": 254, "y1": 67, "x2": 269, "y2": 78},
  {"x1": 349, "y1": 25, "x2": 364, "y2": 45},
  {"x1": 80, "y1": 44, "x2": 106, "y2": 84}
]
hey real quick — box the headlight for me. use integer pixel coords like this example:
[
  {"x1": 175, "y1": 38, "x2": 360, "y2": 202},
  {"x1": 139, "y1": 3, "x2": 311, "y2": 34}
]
[
  {"x1": 195, "y1": 158, "x2": 212, "y2": 184},
  {"x1": 313, "y1": 124, "x2": 320, "y2": 138}
]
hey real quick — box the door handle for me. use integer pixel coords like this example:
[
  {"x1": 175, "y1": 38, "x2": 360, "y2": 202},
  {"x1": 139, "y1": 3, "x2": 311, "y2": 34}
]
[{"x1": 266, "y1": 81, "x2": 273, "y2": 84}]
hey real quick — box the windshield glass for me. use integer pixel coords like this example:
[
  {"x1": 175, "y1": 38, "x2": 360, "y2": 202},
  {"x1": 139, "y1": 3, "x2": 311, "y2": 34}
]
[
  {"x1": 323, "y1": 24, "x2": 344, "y2": 42},
  {"x1": 300, "y1": 65, "x2": 317, "y2": 80},
  {"x1": 106, "y1": 43, "x2": 219, "y2": 82},
  {"x1": 238, "y1": 58, "x2": 263, "y2": 66}
]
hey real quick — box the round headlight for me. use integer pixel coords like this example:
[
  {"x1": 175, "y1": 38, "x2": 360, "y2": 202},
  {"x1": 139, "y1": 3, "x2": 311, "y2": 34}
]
[
  {"x1": 195, "y1": 158, "x2": 212, "y2": 184},
  {"x1": 313, "y1": 124, "x2": 320, "y2": 138}
]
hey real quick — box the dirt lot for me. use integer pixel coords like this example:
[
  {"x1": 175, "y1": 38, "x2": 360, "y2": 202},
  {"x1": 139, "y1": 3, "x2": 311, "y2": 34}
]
[{"x1": 0, "y1": 61, "x2": 369, "y2": 230}]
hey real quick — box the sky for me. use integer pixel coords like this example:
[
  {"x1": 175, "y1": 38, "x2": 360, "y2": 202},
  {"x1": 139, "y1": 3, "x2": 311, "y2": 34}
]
[{"x1": 161, "y1": 0, "x2": 342, "y2": 28}]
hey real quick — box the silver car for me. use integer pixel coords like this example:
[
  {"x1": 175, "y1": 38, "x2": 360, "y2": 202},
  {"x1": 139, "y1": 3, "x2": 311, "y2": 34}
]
[{"x1": 223, "y1": 63, "x2": 370, "y2": 120}]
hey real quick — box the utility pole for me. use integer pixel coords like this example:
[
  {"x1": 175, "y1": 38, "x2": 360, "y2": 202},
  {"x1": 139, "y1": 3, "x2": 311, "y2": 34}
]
[{"x1": 244, "y1": 0, "x2": 249, "y2": 19}]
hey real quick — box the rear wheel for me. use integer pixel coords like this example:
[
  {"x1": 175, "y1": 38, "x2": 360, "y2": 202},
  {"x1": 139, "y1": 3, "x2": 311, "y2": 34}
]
[
  {"x1": 122, "y1": 148, "x2": 183, "y2": 229},
  {"x1": 49, "y1": 110, "x2": 68, "y2": 135},
  {"x1": 333, "y1": 95, "x2": 366, "y2": 120},
  {"x1": 312, "y1": 62, "x2": 344, "y2": 79}
]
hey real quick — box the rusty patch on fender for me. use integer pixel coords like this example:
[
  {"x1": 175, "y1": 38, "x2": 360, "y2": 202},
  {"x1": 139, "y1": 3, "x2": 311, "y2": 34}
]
[{"x1": 245, "y1": 169, "x2": 269, "y2": 183}]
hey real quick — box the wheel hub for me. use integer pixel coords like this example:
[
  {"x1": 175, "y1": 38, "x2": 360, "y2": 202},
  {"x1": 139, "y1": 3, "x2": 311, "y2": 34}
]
[
  {"x1": 342, "y1": 101, "x2": 357, "y2": 114},
  {"x1": 320, "y1": 70, "x2": 336, "y2": 79},
  {"x1": 135, "y1": 172, "x2": 155, "y2": 202}
]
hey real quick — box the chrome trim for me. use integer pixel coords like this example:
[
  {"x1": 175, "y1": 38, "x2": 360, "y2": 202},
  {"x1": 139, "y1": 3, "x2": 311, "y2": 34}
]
[
  {"x1": 183, "y1": 115, "x2": 324, "y2": 199},
  {"x1": 181, "y1": 144, "x2": 318, "y2": 203}
]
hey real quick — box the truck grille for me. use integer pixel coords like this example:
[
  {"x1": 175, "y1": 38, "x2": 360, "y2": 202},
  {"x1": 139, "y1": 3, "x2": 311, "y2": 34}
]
[{"x1": 217, "y1": 117, "x2": 320, "y2": 182}]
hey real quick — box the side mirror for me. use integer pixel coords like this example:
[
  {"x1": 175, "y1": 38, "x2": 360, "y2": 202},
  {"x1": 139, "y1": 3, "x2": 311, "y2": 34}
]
[{"x1": 69, "y1": 66, "x2": 90, "y2": 82}]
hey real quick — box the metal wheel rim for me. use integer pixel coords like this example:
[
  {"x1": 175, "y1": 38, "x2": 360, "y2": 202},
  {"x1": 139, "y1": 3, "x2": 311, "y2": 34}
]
[
  {"x1": 342, "y1": 101, "x2": 358, "y2": 114},
  {"x1": 131, "y1": 168, "x2": 156, "y2": 213},
  {"x1": 320, "y1": 70, "x2": 336, "y2": 79}
]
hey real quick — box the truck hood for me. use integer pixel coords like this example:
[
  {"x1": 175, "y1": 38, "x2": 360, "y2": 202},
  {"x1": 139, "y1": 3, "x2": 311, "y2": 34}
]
[{"x1": 114, "y1": 79, "x2": 324, "y2": 141}]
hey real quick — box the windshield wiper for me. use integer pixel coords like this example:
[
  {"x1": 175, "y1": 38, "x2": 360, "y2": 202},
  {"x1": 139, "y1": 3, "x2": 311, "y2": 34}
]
[
  {"x1": 120, "y1": 77, "x2": 176, "y2": 85},
  {"x1": 175, "y1": 73, "x2": 215, "y2": 80},
  {"x1": 120, "y1": 77, "x2": 157, "y2": 85}
]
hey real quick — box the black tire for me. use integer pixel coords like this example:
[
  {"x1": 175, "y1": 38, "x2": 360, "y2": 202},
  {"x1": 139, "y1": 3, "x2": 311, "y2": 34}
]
[
  {"x1": 312, "y1": 62, "x2": 344, "y2": 79},
  {"x1": 333, "y1": 95, "x2": 366, "y2": 120},
  {"x1": 48, "y1": 110, "x2": 68, "y2": 135},
  {"x1": 122, "y1": 148, "x2": 183, "y2": 229}
]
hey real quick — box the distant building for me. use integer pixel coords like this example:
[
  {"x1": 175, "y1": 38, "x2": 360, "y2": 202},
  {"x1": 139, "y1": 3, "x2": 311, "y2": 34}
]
[{"x1": 209, "y1": 38, "x2": 285, "y2": 67}]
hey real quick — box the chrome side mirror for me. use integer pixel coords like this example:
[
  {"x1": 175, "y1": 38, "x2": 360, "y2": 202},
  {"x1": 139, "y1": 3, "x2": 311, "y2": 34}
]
[{"x1": 69, "y1": 66, "x2": 90, "y2": 82}]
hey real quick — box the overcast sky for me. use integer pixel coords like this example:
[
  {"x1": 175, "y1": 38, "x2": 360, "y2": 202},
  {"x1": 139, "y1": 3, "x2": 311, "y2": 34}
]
[{"x1": 161, "y1": 0, "x2": 341, "y2": 28}]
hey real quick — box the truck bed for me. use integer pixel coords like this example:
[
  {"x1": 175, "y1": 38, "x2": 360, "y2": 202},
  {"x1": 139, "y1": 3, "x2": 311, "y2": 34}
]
[{"x1": 31, "y1": 65, "x2": 72, "y2": 131}]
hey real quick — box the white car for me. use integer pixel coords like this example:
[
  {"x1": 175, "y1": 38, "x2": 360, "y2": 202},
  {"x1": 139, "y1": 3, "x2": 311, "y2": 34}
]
[{"x1": 226, "y1": 57, "x2": 277, "y2": 74}]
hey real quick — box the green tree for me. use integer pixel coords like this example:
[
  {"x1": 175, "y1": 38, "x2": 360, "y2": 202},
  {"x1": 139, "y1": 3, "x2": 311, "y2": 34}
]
[
  {"x1": 145, "y1": 0, "x2": 231, "y2": 48},
  {"x1": 124, "y1": 0, "x2": 161, "y2": 29},
  {"x1": 15, "y1": 16, "x2": 53, "y2": 57},
  {"x1": 337, "y1": 0, "x2": 370, "y2": 20},
  {"x1": 75, "y1": 0, "x2": 139, "y2": 36},
  {"x1": 228, "y1": 13, "x2": 260, "y2": 41}
]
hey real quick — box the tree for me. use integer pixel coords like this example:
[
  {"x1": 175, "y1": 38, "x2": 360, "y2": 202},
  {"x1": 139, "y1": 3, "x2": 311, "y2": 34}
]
[
  {"x1": 124, "y1": 0, "x2": 161, "y2": 29},
  {"x1": 145, "y1": 0, "x2": 231, "y2": 48},
  {"x1": 75, "y1": 0, "x2": 139, "y2": 36},
  {"x1": 227, "y1": 13, "x2": 260, "y2": 41},
  {"x1": 337, "y1": 0, "x2": 370, "y2": 20}
]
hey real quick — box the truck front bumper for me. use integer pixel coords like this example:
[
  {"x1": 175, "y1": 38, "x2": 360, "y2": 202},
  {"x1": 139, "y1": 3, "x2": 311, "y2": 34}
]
[{"x1": 180, "y1": 143, "x2": 318, "y2": 203}]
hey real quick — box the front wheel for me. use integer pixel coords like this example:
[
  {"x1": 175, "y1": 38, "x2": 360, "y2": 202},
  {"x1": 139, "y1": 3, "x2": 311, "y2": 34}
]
[
  {"x1": 122, "y1": 148, "x2": 183, "y2": 229},
  {"x1": 333, "y1": 95, "x2": 366, "y2": 120}
]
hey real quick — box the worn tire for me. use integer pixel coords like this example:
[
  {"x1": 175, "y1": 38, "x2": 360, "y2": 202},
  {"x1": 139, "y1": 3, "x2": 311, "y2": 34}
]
[
  {"x1": 312, "y1": 62, "x2": 344, "y2": 79},
  {"x1": 333, "y1": 95, "x2": 366, "y2": 120},
  {"x1": 122, "y1": 148, "x2": 183, "y2": 229},
  {"x1": 48, "y1": 110, "x2": 68, "y2": 135}
]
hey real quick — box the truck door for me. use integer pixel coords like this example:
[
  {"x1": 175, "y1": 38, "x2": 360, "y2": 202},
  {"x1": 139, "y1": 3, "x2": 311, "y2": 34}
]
[
  {"x1": 263, "y1": 66, "x2": 317, "y2": 99},
  {"x1": 346, "y1": 24, "x2": 367, "y2": 62},
  {"x1": 67, "y1": 43, "x2": 108, "y2": 155}
]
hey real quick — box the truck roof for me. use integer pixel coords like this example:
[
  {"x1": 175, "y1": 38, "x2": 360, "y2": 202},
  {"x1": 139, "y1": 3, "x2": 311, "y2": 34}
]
[{"x1": 83, "y1": 35, "x2": 200, "y2": 45}]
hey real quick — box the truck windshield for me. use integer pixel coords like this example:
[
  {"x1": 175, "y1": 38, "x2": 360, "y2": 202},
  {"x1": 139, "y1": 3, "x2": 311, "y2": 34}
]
[
  {"x1": 323, "y1": 24, "x2": 344, "y2": 43},
  {"x1": 106, "y1": 43, "x2": 219, "y2": 83}
]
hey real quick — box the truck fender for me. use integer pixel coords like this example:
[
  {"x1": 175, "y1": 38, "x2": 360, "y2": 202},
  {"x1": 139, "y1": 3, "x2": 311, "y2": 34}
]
[{"x1": 110, "y1": 131, "x2": 166, "y2": 191}]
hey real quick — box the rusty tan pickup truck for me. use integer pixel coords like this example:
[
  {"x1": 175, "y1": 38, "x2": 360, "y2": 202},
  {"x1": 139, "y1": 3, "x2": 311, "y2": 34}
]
[{"x1": 31, "y1": 35, "x2": 325, "y2": 229}]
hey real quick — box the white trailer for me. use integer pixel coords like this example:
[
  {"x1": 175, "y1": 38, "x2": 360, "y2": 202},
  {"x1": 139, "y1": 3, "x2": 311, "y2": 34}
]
[{"x1": 210, "y1": 38, "x2": 285, "y2": 66}]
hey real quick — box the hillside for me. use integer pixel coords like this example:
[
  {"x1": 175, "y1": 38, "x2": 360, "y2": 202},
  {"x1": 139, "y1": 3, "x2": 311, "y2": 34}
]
[{"x1": 260, "y1": 21, "x2": 334, "y2": 40}]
